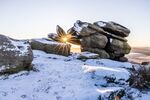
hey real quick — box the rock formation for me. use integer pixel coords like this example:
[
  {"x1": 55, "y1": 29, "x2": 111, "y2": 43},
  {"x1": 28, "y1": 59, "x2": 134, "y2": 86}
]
[
  {"x1": 48, "y1": 25, "x2": 80, "y2": 45},
  {"x1": 70, "y1": 20, "x2": 131, "y2": 61},
  {"x1": 30, "y1": 38, "x2": 71, "y2": 56},
  {"x1": 47, "y1": 20, "x2": 131, "y2": 61},
  {"x1": 0, "y1": 34, "x2": 33, "y2": 74}
]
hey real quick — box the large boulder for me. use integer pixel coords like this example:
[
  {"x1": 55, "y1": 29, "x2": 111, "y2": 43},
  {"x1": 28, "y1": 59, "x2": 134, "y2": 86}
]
[
  {"x1": 94, "y1": 21, "x2": 130, "y2": 37},
  {"x1": 0, "y1": 35, "x2": 33, "y2": 74},
  {"x1": 71, "y1": 20, "x2": 131, "y2": 61},
  {"x1": 80, "y1": 33, "x2": 108, "y2": 49},
  {"x1": 90, "y1": 33, "x2": 108, "y2": 49},
  {"x1": 88, "y1": 23, "x2": 127, "y2": 42},
  {"x1": 73, "y1": 20, "x2": 96, "y2": 36},
  {"x1": 30, "y1": 38, "x2": 71, "y2": 56},
  {"x1": 106, "y1": 38, "x2": 131, "y2": 58}
]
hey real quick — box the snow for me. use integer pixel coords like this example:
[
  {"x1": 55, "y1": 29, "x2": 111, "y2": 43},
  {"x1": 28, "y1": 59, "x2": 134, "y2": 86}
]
[
  {"x1": 85, "y1": 59, "x2": 133, "y2": 69},
  {"x1": 97, "y1": 21, "x2": 106, "y2": 27},
  {"x1": 82, "y1": 65, "x2": 130, "y2": 81},
  {"x1": 0, "y1": 39, "x2": 29, "y2": 56},
  {"x1": 110, "y1": 38, "x2": 113, "y2": 43},
  {"x1": 73, "y1": 52, "x2": 99, "y2": 59},
  {"x1": 0, "y1": 50, "x2": 149, "y2": 100},
  {"x1": 0, "y1": 66, "x2": 6, "y2": 72},
  {"x1": 74, "y1": 20, "x2": 88, "y2": 33},
  {"x1": 32, "y1": 38, "x2": 65, "y2": 45},
  {"x1": 10, "y1": 40, "x2": 29, "y2": 56},
  {"x1": 96, "y1": 87, "x2": 123, "y2": 94}
]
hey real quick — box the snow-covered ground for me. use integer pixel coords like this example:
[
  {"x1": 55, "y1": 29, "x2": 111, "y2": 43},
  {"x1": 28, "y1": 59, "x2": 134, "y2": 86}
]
[{"x1": 0, "y1": 50, "x2": 150, "y2": 100}]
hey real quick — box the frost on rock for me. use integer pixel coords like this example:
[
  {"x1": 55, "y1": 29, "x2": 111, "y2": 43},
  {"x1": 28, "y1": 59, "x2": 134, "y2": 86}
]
[
  {"x1": 10, "y1": 40, "x2": 31, "y2": 56},
  {"x1": 97, "y1": 21, "x2": 106, "y2": 27},
  {"x1": 34, "y1": 38, "x2": 65, "y2": 45},
  {"x1": 0, "y1": 34, "x2": 33, "y2": 74},
  {"x1": 73, "y1": 20, "x2": 89, "y2": 33}
]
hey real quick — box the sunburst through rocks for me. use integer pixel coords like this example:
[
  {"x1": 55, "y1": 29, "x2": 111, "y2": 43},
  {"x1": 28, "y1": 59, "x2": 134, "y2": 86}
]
[{"x1": 48, "y1": 25, "x2": 81, "y2": 45}]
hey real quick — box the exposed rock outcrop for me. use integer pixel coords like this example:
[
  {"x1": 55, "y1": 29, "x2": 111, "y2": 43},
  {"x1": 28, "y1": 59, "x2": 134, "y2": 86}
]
[
  {"x1": 47, "y1": 20, "x2": 131, "y2": 61},
  {"x1": 30, "y1": 38, "x2": 71, "y2": 56},
  {"x1": 0, "y1": 34, "x2": 33, "y2": 74},
  {"x1": 94, "y1": 21, "x2": 130, "y2": 37},
  {"x1": 70, "y1": 20, "x2": 131, "y2": 61}
]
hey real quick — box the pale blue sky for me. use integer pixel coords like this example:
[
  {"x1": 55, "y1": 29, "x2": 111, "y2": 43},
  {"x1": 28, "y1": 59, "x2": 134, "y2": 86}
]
[{"x1": 0, "y1": 0, "x2": 150, "y2": 47}]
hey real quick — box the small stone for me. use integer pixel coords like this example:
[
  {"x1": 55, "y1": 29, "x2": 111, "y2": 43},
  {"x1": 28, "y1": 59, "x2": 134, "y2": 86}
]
[{"x1": 76, "y1": 52, "x2": 99, "y2": 59}]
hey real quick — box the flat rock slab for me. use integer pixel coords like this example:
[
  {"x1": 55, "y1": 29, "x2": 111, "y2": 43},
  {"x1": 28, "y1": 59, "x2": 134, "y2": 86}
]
[
  {"x1": 30, "y1": 38, "x2": 71, "y2": 56},
  {"x1": 73, "y1": 52, "x2": 99, "y2": 59},
  {"x1": 94, "y1": 21, "x2": 130, "y2": 37}
]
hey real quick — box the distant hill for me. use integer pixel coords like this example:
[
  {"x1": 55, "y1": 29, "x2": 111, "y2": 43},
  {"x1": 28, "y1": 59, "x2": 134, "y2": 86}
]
[
  {"x1": 131, "y1": 47, "x2": 150, "y2": 55},
  {"x1": 126, "y1": 47, "x2": 150, "y2": 64}
]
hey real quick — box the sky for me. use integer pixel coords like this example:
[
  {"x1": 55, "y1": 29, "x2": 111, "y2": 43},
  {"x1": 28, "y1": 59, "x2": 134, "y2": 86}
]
[{"x1": 0, "y1": 0, "x2": 150, "y2": 47}]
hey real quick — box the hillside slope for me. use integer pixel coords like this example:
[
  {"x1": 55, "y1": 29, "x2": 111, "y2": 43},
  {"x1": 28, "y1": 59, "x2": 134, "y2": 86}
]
[{"x1": 0, "y1": 50, "x2": 150, "y2": 100}]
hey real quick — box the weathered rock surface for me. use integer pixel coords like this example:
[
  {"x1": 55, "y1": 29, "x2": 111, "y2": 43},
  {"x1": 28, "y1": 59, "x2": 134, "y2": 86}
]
[
  {"x1": 72, "y1": 20, "x2": 131, "y2": 61},
  {"x1": 81, "y1": 47, "x2": 110, "y2": 59},
  {"x1": 88, "y1": 23, "x2": 127, "y2": 42},
  {"x1": 94, "y1": 21, "x2": 130, "y2": 37},
  {"x1": 106, "y1": 38, "x2": 131, "y2": 59},
  {"x1": 73, "y1": 20, "x2": 96, "y2": 36},
  {"x1": 48, "y1": 33, "x2": 60, "y2": 42},
  {"x1": 0, "y1": 34, "x2": 33, "y2": 74},
  {"x1": 47, "y1": 20, "x2": 131, "y2": 61},
  {"x1": 30, "y1": 38, "x2": 71, "y2": 56},
  {"x1": 80, "y1": 33, "x2": 108, "y2": 49},
  {"x1": 90, "y1": 33, "x2": 108, "y2": 49}
]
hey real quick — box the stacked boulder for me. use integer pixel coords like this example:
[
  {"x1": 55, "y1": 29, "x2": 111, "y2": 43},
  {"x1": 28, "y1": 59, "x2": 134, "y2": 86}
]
[{"x1": 71, "y1": 20, "x2": 131, "y2": 61}]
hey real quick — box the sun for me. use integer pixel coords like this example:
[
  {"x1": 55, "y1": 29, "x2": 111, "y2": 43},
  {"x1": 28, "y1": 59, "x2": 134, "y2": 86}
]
[{"x1": 62, "y1": 37, "x2": 68, "y2": 43}]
